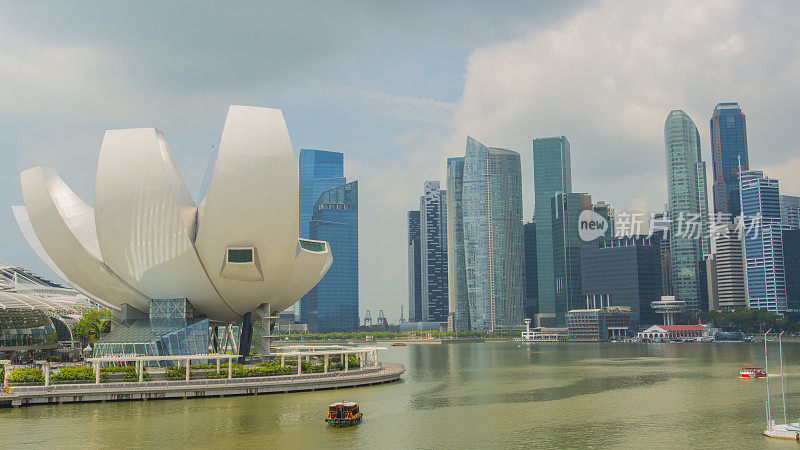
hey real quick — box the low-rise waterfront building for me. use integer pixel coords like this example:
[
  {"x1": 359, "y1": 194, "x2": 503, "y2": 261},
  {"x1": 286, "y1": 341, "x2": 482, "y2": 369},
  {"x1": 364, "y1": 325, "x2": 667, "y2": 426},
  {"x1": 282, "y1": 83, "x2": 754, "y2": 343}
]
[
  {"x1": 637, "y1": 324, "x2": 709, "y2": 341},
  {"x1": 565, "y1": 307, "x2": 638, "y2": 341}
]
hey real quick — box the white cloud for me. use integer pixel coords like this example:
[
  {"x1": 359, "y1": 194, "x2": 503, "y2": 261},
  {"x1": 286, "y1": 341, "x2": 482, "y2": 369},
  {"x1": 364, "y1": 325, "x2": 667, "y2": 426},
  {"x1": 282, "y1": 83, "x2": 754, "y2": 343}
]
[{"x1": 438, "y1": 0, "x2": 800, "y2": 218}]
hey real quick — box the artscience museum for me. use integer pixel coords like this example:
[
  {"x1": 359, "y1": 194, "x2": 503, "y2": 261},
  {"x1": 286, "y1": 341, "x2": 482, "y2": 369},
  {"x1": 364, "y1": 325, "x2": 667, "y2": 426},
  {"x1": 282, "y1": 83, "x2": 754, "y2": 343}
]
[{"x1": 13, "y1": 105, "x2": 333, "y2": 361}]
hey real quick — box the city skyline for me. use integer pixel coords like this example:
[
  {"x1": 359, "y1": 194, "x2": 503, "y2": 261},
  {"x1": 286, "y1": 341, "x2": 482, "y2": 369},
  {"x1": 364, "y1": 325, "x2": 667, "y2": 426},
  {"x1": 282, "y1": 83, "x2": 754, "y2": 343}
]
[{"x1": 4, "y1": 2, "x2": 800, "y2": 322}]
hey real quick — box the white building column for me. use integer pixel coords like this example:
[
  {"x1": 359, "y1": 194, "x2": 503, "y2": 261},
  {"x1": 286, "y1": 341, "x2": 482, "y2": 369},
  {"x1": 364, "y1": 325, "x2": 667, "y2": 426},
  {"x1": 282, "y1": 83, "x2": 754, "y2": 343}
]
[
  {"x1": 280, "y1": 356, "x2": 285, "y2": 367},
  {"x1": 228, "y1": 358, "x2": 233, "y2": 379},
  {"x1": 324, "y1": 355, "x2": 329, "y2": 373},
  {"x1": 94, "y1": 362, "x2": 100, "y2": 385},
  {"x1": 373, "y1": 350, "x2": 378, "y2": 367},
  {"x1": 42, "y1": 362, "x2": 50, "y2": 387},
  {"x1": 297, "y1": 356, "x2": 302, "y2": 375},
  {"x1": 344, "y1": 353, "x2": 349, "y2": 372},
  {"x1": 185, "y1": 359, "x2": 190, "y2": 382},
  {"x1": 2, "y1": 362, "x2": 10, "y2": 391}
]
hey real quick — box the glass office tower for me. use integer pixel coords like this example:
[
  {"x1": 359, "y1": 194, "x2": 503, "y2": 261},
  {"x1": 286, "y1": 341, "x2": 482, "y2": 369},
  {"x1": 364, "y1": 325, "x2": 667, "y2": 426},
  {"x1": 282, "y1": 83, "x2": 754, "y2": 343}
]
[
  {"x1": 781, "y1": 195, "x2": 800, "y2": 230},
  {"x1": 784, "y1": 230, "x2": 800, "y2": 313},
  {"x1": 710, "y1": 103, "x2": 749, "y2": 220},
  {"x1": 419, "y1": 181, "x2": 448, "y2": 322},
  {"x1": 664, "y1": 110, "x2": 710, "y2": 314},
  {"x1": 446, "y1": 157, "x2": 469, "y2": 331},
  {"x1": 307, "y1": 181, "x2": 359, "y2": 331},
  {"x1": 580, "y1": 234, "x2": 663, "y2": 327},
  {"x1": 299, "y1": 149, "x2": 346, "y2": 239},
  {"x1": 523, "y1": 221, "x2": 538, "y2": 321},
  {"x1": 451, "y1": 137, "x2": 524, "y2": 331},
  {"x1": 739, "y1": 170, "x2": 786, "y2": 313},
  {"x1": 407, "y1": 211, "x2": 422, "y2": 323},
  {"x1": 298, "y1": 149, "x2": 346, "y2": 323},
  {"x1": 533, "y1": 136, "x2": 572, "y2": 326}
]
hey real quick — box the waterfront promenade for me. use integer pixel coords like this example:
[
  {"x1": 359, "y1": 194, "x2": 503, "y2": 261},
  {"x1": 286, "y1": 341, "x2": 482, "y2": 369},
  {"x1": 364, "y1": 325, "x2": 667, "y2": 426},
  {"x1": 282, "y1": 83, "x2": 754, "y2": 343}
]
[{"x1": 0, "y1": 363, "x2": 404, "y2": 407}]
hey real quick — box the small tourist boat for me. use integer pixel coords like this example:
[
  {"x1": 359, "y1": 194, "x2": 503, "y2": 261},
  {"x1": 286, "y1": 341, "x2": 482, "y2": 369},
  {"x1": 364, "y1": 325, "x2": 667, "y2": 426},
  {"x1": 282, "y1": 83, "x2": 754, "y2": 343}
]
[
  {"x1": 326, "y1": 401, "x2": 362, "y2": 427},
  {"x1": 391, "y1": 342, "x2": 407, "y2": 347},
  {"x1": 740, "y1": 367, "x2": 767, "y2": 379}
]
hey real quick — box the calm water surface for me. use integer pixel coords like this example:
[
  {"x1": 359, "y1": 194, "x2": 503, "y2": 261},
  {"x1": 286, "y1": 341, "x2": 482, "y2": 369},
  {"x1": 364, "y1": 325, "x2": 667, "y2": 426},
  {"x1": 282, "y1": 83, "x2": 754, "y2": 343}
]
[{"x1": 3, "y1": 342, "x2": 800, "y2": 448}]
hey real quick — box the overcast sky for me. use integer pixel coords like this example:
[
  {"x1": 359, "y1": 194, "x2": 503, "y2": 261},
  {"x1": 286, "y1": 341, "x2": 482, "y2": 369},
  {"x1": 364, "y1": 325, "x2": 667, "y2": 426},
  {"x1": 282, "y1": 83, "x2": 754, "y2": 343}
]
[{"x1": 2, "y1": 0, "x2": 800, "y2": 323}]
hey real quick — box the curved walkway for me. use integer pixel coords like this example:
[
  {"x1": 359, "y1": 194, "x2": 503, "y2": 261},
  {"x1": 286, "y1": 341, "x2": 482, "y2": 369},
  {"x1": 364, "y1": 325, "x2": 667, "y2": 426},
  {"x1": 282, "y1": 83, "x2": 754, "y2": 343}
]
[{"x1": 0, "y1": 364, "x2": 405, "y2": 407}]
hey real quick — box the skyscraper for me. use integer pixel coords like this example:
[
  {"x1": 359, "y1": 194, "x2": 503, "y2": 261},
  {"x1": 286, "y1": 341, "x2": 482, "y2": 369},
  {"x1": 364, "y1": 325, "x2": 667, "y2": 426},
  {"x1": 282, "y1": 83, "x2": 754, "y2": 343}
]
[
  {"x1": 651, "y1": 209, "x2": 673, "y2": 296},
  {"x1": 708, "y1": 223, "x2": 746, "y2": 310},
  {"x1": 448, "y1": 137, "x2": 524, "y2": 331},
  {"x1": 306, "y1": 181, "x2": 359, "y2": 331},
  {"x1": 551, "y1": 192, "x2": 590, "y2": 323},
  {"x1": 407, "y1": 211, "x2": 422, "y2": 323},
  {"x1": 550, "y1": 193, "x2": 612, "y2": 325},
  {"x1": 298, "y1": 149, "x2": 346, "y2": 323},
  {"x1": 446, "y1": 157, "x2": 469, "y2": 331},
  {"x1": 781, "y1": 195, "x2": 800, "y2": 230},
  {"x1": 710, "y1": 103, "x2": 749, "y2": 220},
  {"x1": 739, "y1": 170, "x2": 786, "y2": 313},
  {"x1": 580, "y1": 234, "x2": 663, "y2": 327},
  {"x1": 419, "y1": 181, "x2": 448, "y2": 323},
  {"x1": 783, "y1": 230, "x2": 800, "y2": 313},
  {"x1": 299, "y1": 149, "x2": 346, "y2": 239},
  {"x1": 523, "y1": 221, "x2": 538, "y2": 320},
  {"x1": 664, "y1": 110, "x2": 710, "y2": 314},
  {"x1": 533, "y1": 136, "x2": 572, "y2": 326}
]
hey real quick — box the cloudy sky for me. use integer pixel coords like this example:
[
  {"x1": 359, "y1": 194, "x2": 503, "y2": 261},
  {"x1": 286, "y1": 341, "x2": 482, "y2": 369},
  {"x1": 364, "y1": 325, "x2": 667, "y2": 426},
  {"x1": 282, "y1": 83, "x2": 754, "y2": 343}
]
[{"x1": 2, "y1": 0, "x2": 800, "y2": 323}]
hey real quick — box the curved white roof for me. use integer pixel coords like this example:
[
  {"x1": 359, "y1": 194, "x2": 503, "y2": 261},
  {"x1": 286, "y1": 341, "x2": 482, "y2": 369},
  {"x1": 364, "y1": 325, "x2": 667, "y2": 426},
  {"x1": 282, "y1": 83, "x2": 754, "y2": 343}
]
[{"x1": 14, "y1": 106, "x2": 332, "y2": 322}]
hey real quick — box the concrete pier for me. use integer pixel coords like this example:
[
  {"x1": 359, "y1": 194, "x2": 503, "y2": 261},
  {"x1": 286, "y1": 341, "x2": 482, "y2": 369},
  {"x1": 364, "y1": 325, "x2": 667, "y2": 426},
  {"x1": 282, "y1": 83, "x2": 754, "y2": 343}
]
[{"x1": 0, "y1": 364, "x2": 404, "y2": 408}]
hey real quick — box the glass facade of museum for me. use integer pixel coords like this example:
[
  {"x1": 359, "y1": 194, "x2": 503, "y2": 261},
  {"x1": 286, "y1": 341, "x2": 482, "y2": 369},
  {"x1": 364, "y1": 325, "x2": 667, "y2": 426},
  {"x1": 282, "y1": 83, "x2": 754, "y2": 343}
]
[{"x1": 93, "y1": 299, "x2": 209, "y2": 366}]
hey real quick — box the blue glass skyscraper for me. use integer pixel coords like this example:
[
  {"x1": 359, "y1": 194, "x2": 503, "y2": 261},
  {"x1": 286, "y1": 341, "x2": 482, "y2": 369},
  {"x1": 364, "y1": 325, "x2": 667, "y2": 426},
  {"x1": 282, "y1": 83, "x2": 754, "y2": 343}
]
[
  {"x1": 298, "y1": 149, "x2": 346, "y2": 323},
  {"x1": 739, "y1": 170, "x2": 786, "y2": 313},
  {"x1": 307, "y1": 181, "x2": 359, "y2": 331},
  {"x1": 299, "y1": 149, "x2": 345, "y2": 239},
  {"x1": 710, "y1": 103, "x2": 749, "y2": 220}
]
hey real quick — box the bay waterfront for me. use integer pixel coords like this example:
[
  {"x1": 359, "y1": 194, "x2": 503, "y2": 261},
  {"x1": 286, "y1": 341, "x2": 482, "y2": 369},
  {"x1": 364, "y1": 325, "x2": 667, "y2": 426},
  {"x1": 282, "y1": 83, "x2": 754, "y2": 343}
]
[{"x1": 2, "y1": 342, "x2": 798, "y2": 448}]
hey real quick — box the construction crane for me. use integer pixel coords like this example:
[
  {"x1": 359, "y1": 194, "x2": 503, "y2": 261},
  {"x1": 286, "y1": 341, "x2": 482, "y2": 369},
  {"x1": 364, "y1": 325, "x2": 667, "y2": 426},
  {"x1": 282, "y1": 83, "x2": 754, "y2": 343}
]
[
  {"x1": 363, "y1": 310, "x2": 372, "y2": 327},
  {"x1": 376, "y1": 309, "x2": 388, "y2": 327}
]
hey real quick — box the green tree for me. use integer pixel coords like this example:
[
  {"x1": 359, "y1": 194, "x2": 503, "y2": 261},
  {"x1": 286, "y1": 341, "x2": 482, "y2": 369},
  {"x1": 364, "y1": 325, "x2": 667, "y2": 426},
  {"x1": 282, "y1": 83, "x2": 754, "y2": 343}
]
[{"x1": 72, "y1": 309, "x2": 111, "y2": 346}]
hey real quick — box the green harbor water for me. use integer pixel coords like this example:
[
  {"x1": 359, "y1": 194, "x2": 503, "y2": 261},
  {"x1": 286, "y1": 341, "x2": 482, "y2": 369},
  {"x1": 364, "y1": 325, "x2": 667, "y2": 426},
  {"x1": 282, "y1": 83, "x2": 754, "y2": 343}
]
[{"x1": 3, "y1": 342, "x2": 800, "y2": 448}]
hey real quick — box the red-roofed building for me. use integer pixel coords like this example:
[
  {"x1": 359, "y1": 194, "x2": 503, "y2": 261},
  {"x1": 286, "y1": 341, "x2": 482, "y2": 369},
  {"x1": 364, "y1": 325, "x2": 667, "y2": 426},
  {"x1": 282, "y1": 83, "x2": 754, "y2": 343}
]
[{"x1": 637, "y1": 324, "x2": 709, "y2": 341}]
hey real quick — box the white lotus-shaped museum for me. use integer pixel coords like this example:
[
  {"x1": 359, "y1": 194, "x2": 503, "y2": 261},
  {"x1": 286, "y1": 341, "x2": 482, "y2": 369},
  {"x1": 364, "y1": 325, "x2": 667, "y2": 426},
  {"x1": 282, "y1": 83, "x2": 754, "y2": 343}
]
[{"x1": 13, "y1": 105, "x2": 332, "y2": 323}]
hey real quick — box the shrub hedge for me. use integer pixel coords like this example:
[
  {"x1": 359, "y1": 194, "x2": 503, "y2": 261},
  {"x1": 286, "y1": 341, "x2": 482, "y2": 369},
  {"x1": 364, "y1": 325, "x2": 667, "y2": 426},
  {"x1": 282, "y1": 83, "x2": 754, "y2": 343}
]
[
  {"x1": 51, "y1": 366, "x2": 98, "y2": 382},
  {"x1": 10, "y1": 369, "x2": 45, "y2": 383}
]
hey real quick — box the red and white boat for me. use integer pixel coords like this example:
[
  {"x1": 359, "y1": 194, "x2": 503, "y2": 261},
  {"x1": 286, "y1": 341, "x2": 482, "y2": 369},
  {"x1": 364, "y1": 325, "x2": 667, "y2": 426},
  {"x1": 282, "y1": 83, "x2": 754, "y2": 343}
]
[{"x1": 740, "y1": 367, "x2": 767, "y2": 379}]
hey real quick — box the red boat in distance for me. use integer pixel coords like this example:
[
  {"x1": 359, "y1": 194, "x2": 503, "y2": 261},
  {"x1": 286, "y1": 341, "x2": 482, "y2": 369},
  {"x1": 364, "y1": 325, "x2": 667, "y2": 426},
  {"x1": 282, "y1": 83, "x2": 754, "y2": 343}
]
[{"x1": 740, "y1": 367, "x2": 767, "y2": 379}]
